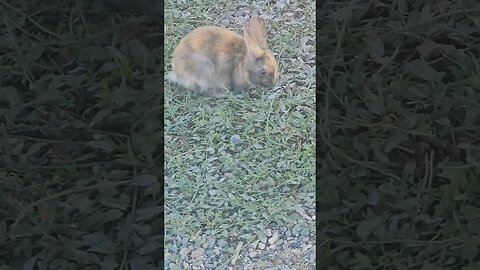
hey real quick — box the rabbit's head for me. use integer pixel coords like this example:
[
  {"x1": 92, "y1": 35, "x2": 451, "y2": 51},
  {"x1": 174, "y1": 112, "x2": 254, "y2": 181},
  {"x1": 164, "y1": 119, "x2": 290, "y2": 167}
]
[{"x1": 243, "y1": 16, "x2": 278, "y2": 88}]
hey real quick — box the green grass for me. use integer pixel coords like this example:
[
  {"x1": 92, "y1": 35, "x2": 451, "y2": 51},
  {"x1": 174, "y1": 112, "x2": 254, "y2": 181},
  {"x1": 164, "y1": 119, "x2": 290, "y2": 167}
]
[
  {"x1": 164, "y1": 0, "x2": 316, "y2": 266},
  {"x1": 318, "y1": 0, "x2": 480, "y2": 269}
]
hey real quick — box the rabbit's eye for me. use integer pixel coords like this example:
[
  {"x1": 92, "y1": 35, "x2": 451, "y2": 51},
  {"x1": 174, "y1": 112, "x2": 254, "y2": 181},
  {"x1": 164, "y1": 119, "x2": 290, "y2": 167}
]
[{"x1": 260, "y1": 68, "x2": 267, "y2": 75}]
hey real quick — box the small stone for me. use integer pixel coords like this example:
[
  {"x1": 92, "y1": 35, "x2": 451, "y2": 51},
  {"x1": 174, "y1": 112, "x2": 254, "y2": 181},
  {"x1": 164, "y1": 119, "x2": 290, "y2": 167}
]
[
  {"x1": 191, "y1": 247, "x2": 205, "y2": 259},
  {"x1": 280, "y1": 226, "x2": 287, "y2": 232},
  {"x1": 269, "y1": 244, "x2": 276, "y2": 250},
  {"x1": 230, "y1": 134, "x2": 242, "y2": 145},
  {"x1": 216, "y1": 239, "x2": 228, "y2": 248},
  {"x1": 266, "y1": 229, "x2": 272, "y2": 237},
  {"x1": 234, "y1": 10, "x2": 245, "y2": 16},
  {"x1": 193, "y1": 260, "x2": 203, "y2": 267},
  {"x1": 168, "y1": 263, "x2": 180, "y2": 270},
  {"x1": 180, "y1": 247, "x2": 190, "y2": 257},
  {"x1": 285, "y1": 230, "x2": 291, "y2": 237},
  {"x1": 220, "y1": 19, "x2": 229, "y2": 26},
  {"x1": 175, "y1": 236, "x2": 182, "y2": 243},
  {"x1": 268, "y1": 233, "x2": 280, "y2": 245},
  {"x1": 276, "y1": 239, "x2": 284, "y2": 246},
  {"x1": 288, "y1": 241, "x2": 302, "y2": 248},
  {"x1": 283, "y1": 12, "x2": 295, "y2": 22},
  {"x1": 170, "y1": 245, "x2": 178, "y2": 253},
  {"x1": 248, "y1": 251, "x2": 257, "y2": 258},
  {"x1": 303, "y1": 244, "x2": 313, "y2": 252},
  {"x1": 309, "y1": 252, "x2": 315, "y2": 263},
  {"x1": 258, "y1": 243, "x2": 265, "y2": 249},
  {"x1": 213, "y1": 247, "x2": 221, "y2": 255},
  {"x1": 291, "y1": 227, "x2": 298, "y2": 236},
  {"x1": 260, "y1": 236, "x2": 267, "y2": 244},
  {"x1": 205, "y1": 249, "x2": 214, "y2": 256},
  {"x1": 300, "y1": 229, "x2": 310, "y2": 237}
]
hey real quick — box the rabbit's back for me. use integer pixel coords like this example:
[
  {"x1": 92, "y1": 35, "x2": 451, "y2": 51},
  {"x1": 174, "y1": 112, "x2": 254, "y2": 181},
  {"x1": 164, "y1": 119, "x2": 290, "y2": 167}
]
[{"x1": 170, "y1": 26, "x2": 250, "y2": 92}]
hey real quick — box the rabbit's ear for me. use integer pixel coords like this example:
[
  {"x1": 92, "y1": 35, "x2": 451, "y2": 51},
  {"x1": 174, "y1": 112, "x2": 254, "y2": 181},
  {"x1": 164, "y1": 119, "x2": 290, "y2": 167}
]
[{"x1": 244, "y1": 16, "x2": 267, "y2": 52}]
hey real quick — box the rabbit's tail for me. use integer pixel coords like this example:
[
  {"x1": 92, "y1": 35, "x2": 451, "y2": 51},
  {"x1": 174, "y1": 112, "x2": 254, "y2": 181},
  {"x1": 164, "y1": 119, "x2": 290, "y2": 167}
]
[{"x1": 166, "y1": 72, "x2": 178, "y2": 83}]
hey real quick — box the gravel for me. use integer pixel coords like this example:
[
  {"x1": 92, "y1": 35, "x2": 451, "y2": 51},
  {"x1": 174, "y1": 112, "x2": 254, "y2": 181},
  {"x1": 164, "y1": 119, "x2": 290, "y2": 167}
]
[{"x1": 165, "y1": 207, "x2": 315, "y2": 269}]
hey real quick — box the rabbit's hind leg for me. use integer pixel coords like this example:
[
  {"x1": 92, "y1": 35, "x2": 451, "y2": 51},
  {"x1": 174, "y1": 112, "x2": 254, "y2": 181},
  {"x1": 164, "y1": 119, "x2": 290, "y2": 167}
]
[{"x1": 176, "y1": 53, "x2": 215, "y2": 94}]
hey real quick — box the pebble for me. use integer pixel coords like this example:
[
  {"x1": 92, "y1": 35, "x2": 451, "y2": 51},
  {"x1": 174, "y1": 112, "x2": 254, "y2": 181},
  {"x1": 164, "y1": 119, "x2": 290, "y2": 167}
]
[
  {"x1": 300, "y1": 229, "x2": 310, "y2": 237},
  {"x1": 258, "y1": 243, "x2": 265, "y2": 249},
  {"x1": 216, "y1": 239, "x2": 228, "y2": 248},
  {"x1": 303, "y1": 244, "x2": 313, "y2": 252},
  {"x1": 276, "y1": 239, "x2": 284, "y2": 246},
  {"x1": 170, "y1": 245, "x2": 178, "y2": 253},
  {"x1": 283, "y1": 12, "x2": 295, "y2": 22},
  {"x1": 269, "y1": 244, "x2": 277, "y2": 250},
  {"x1": 266, "y1": 229, "x2": 272, "y2": 237},
  {"x1": 260, "y1": 236, "x2": 267, "y2": 244},
  {"x1": 193, "y1": 260, "x2": 204, "y2": 267},
  {"x1": 248, "y1": 251, "x2": 257, "y2": 258},
  {"x1": 175, "y1": 236, "x2": 182, "y2": 244},
  {"x1": 289, "y1": 241, "x2": 302, "y2": 248},
  {"x1": 191, "y1": 247, "x2": 205, "y2": 259},
  {"x1": 309, "y1": 251, "x2": 316, "y2": 263},
  {"x1": 220, "y1": 19, "x2": 230, "y2": 26},
  {"x1": 213, "y1": 247, "x2": 221, "y2": 255},
  {"x1": 234, "y1": 10, "x2": 245, "y2": 16},
  {"x1": 291, "y1": 227, "x2": 298, "y2": 236},
  {"x1": 180, "y1": 247, "x2": 190, "y2": 257},
  {"x1": 268, "y1": 233, "x2": 280, "y2": 245},
  {"x1": 205, "y1": 249, "x2": 214, "y2": 256}
]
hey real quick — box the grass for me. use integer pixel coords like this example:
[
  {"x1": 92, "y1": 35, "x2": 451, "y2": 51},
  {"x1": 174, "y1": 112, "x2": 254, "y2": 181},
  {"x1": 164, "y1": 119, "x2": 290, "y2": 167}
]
[
  {"x1": 318, "y1": 0, "x2": 480, "y2": 269},
  {"x1": 164, "y1": 0, "x2": 316, "y2": 267}
]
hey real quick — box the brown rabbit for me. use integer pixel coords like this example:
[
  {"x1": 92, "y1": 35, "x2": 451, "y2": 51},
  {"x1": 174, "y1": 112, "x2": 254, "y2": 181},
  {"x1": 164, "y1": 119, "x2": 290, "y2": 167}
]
[{"x1": 167, "y1": 16, "x2": 278, "y2": 97}]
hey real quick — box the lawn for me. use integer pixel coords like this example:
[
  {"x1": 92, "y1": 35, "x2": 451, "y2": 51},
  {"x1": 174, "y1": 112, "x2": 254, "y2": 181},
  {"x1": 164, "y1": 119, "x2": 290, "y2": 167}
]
[
  {"x1": 318, "y1": 1, "x2": 480, "y2": 269},
  {"x1": 164, "y1": 0, "x2": 316, "y2": 269}
]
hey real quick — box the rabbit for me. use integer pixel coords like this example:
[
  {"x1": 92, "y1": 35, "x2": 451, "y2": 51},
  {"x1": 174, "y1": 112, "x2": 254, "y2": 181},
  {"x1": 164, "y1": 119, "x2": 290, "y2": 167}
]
[{"x1": 166, "y1": 15, "x2": 278, "y2": 97}]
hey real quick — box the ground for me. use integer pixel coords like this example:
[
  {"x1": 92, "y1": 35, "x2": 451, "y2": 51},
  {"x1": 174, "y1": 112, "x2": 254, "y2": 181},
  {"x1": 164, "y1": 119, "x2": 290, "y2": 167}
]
[{"x1": 164, "y1": 0, "x2": 316, "y2": 269}]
